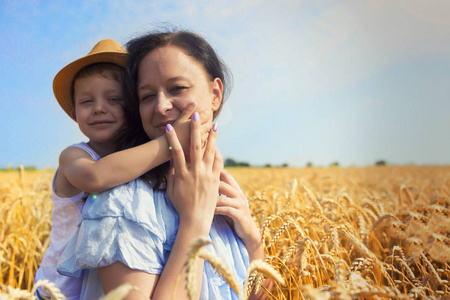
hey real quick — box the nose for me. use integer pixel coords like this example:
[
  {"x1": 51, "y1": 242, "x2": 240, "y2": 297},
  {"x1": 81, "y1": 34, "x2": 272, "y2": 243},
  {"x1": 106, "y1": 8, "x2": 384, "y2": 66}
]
[
  {"x1": 92, "y1": 99, "x2": 107, "y2": 114},
  {"x1": 154, "y1": 92, "x2": 173, "y2": 115}
]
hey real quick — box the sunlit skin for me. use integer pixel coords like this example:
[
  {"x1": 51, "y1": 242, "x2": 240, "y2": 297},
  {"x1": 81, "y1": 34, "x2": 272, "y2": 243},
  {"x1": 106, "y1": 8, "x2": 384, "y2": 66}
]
[
  {"x1": 137, "y1": 45, "x2": 223, "y2": 143},
  {"x1": 72, "y1": 75, "x2": 125, "y2": 157}
]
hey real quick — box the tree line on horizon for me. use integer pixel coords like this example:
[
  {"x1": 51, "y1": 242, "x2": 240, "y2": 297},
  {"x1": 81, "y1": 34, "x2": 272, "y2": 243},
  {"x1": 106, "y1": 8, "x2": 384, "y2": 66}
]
[
  {"x1": 224, "y1": 158, "x2": 389, "y2": 168},
  {"x1": 0, "y1": 159, "x2": 391, "y2": 171}
]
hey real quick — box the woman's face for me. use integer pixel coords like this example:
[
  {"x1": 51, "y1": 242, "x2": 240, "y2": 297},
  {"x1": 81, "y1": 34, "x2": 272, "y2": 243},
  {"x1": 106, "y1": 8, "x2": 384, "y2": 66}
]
[{"x1": 137, "y1": 45, "x2": 223, "y2": 140}]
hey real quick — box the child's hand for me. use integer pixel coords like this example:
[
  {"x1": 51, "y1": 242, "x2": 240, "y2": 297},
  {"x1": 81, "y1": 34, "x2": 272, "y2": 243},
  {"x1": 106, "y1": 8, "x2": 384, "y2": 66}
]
[
  {"x1": 216, "y1": 169, "x2": 263, "y2": 255},
  {"x1": 166, "y1": 112, "x2": 222, "y2": 233},
  {"x1": 172, "y1": 103, "x2": 195, "y2": 158},
  {"x1": 197, "y1": 107, "x2": 213, "y2": 148},
  {"x1": 172, "y1": 103, "x2": 214, "y2": 159}
]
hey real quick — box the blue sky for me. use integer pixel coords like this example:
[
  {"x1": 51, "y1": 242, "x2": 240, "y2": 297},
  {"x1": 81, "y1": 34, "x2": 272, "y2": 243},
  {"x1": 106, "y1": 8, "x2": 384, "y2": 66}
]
[{"x1": 1, "y1": 0, "x2": 449, "y2": 169}]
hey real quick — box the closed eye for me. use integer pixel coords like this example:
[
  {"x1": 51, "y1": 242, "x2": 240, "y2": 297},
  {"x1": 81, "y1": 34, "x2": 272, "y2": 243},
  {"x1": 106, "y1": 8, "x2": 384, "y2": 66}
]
[
  {"x1": 170, "y1": 86, "x2": 188, "y2": 94},
  {"x1": 141, "y1": 94, "x2": 156, "y2": 102},
  {"x1": 80, "y1": 99, "x2": 93, "y2": 104}
]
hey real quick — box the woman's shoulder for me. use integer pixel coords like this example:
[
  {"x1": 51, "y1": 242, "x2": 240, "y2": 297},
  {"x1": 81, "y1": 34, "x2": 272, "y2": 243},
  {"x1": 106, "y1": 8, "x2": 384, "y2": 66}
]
[
  {"x1": 93, "y1": 178, "x2": 154, "y2": 200},
  {"x1": 83, "y1": 179, "x2": 178, "y2": 228},
  {"x1": 82, "y1": 179, "x2": 155, "y2": 218}
]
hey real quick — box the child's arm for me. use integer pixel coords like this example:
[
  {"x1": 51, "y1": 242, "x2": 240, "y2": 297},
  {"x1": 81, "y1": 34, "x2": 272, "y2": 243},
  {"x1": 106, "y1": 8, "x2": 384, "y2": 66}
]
[
  {"x1": 59, "y1": 104, "x2": 198, "y2": 195},
  {"x1": 57, "y1": 134, "x2": 171, "y2": 196}
]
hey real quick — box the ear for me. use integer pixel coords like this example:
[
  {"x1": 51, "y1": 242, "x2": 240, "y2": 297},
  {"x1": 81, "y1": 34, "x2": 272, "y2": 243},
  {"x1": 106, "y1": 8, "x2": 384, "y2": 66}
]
[
  {"x1": 211, "y1": 78, "x2": 223, "y2": 112},
  {"x1": 70, "y1": 109, "x2": 77, "y2": 122}
]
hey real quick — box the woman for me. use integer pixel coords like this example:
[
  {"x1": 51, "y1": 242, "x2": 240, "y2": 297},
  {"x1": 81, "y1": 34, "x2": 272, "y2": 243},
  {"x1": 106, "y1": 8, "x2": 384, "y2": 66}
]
[{"x1": 58, "y1": 30, "x2": 265, "y2": 299}]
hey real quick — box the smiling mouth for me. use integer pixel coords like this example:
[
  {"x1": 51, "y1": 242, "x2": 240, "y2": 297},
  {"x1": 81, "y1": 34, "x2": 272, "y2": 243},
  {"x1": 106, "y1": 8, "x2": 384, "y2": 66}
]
[
  {"x1": 157, "y1": 120, "x2": 175, "y2": 131},
  {"x1": 91, "y1": 121, "x2": 113, "y2": 126}
]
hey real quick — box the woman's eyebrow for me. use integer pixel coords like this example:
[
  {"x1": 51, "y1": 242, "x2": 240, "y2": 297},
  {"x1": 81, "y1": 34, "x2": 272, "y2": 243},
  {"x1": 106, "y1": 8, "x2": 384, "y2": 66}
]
[
  {"x1": 167, "y1": 76, "x2": 191, "y2": 83},
  {"x1": 138, "y1": 76, "x2": 190, "y2": 88},
  {"x1": 138, "y1": 84, "x2": 152, "y2": 92},
  {"x1": 138, "y1": 76, "x2": 194, "y2": 92}
]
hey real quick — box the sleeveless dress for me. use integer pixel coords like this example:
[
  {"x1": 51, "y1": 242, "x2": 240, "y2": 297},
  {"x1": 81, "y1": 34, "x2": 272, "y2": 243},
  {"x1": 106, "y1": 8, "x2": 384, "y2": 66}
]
[
  {"x1": 35, "y1": 142, "x2": 100, "y2": 300},
  {"x1": 58, "y1": 178, "x2": 250, "y2": 299}
]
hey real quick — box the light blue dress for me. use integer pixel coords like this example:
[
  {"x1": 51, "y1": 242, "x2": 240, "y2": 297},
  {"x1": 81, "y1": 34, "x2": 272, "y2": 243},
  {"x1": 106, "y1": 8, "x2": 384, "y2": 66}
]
[{"x1": 58, "y1": 179, "x2": 249, "y2": 299}]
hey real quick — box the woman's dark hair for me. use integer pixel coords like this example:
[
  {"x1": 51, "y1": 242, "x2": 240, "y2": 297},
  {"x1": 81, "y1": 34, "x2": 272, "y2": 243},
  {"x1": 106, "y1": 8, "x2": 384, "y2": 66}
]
[{"x1": 119, "y1": 30, "x2": 232, "y2": 188}]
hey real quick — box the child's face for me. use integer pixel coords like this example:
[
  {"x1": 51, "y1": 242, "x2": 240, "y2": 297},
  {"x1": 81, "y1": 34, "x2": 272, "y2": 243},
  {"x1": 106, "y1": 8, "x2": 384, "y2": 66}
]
[
  {"x1": 137, "y1": 45, "x2": 223, "y2": 140},
  {"x1": 72, "y1": 75, "x2": 125, "y2": 143}
]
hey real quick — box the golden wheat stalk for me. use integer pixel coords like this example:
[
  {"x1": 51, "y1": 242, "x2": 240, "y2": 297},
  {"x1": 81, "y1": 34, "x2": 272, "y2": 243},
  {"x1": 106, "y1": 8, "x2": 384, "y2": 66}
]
[
  {"x1": 197, "y1": 248, "x2": 242, "y2": 297},
  {"x1": 184, "y1": 236, "x2": 213, "y2": 300},
  {"x1": 302, "y1": 184, "x2": 323, "y2": 215},
  {"x1": 2, "y1": 284, "x2": 34, "y2": 299},
  {"x1": 31, "y1": 280, "x2": 66, "y2": 300},
  {"x1": 244, "y1": 259, "x2": 285, "y2": 299}
]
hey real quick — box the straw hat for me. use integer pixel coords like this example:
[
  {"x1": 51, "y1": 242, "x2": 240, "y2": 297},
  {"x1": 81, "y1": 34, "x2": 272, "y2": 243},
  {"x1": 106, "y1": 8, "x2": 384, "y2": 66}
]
[{"x1": 53, "y1": 39, "x2": 128, "y2": 119}]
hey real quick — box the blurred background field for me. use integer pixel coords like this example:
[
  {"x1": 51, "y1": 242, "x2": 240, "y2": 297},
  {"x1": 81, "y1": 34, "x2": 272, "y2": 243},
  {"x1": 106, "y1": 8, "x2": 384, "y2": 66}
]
[{"x1": 1, "y1": 166, "x2": 449, "y2": 299}]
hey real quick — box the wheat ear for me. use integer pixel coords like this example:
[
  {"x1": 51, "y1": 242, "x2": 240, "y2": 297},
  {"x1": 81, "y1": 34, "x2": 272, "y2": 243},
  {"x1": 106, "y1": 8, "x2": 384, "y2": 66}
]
[
  {"x1": 244, "y1": 259, "x2": 285, "y2": 297},
  {"x1": 302, "y1": 184, "x2": 323, "y2": 215},
  {"x1": 4, "y1": 285, "x2": 34, "y2": 300},
  {"x1": 184, "y1": 236, "x2": 213, "y2": 300},
  {"x1": 198, "y1": 248, "x2": 242, "y2": 297},
  {"x1": 31, "y1": 280, "x2": 66, "y2": 300}
]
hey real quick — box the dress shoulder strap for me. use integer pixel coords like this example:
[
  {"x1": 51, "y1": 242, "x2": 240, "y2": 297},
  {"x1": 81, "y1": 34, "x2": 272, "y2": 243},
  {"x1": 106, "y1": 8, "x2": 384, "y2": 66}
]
[{"x1": 69, "y1": 142, "x2": 101, "y2": 162}]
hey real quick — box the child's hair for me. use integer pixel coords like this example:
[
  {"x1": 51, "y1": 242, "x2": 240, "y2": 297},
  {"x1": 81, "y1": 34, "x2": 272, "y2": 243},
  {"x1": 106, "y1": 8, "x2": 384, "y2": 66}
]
[
  {"x1": 119, "y1": 29, "x2": 232, "y2": 188},
  {"x1": 53, "y1": 39, "x2": 128, "y2": 119},
  {"x1": 71, "y1": 62, "x2": 125, "y2": 107}
]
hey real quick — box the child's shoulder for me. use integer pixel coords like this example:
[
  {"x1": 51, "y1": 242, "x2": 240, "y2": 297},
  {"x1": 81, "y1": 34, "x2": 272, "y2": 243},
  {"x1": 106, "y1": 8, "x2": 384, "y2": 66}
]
[
  {"x1": 59, "y1": 142, "x2": 100, "y2": 166},
  {"x1": 60, "y1": 143, "x2": 91, "y2": 159},
  {"x1": 59, "y1": 142, "x2": 100, "y2": 165}
]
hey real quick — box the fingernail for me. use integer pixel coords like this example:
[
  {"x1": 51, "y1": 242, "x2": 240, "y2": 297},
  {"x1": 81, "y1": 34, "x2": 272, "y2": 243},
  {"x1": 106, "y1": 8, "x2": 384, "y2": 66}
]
[
  {"x1": 212, "y1": 123, "x2": 218, "y2": 132},
  {"x1": 193, "y1": 112, "x2": 199, "y2": 122},
  {"x1": 169, "y1": 159, "x2": 173, "y2": 166},
  {"x1": 166, "y1": 124, "x2": 173, "y2": 131},
  {"x1": 189, "y1": 102, "x2": 196, "y2": 107}
]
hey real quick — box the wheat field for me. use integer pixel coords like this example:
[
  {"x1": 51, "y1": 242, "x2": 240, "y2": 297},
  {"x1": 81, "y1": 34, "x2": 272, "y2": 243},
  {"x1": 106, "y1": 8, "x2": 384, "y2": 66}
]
[{"x1": 1, "y1": 166, "x2": 449, "y2": 299}]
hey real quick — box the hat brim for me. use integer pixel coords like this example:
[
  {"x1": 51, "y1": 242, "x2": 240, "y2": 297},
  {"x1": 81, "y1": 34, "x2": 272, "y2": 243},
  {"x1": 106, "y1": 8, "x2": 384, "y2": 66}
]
[{"x1": 53, "y1": 52, "x2": 128, "y2": 119}]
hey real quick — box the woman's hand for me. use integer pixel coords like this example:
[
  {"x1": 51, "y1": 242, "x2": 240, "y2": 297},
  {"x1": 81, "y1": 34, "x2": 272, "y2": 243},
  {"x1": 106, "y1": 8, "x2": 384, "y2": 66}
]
[
  {"x1": 216, "y1": 169, "x2": 264, "y2": 260},
  {"x1": 166, "y1": 112, "x2": 222, "y2": 233},
  {"x1": 172, "y1": 103, "x2": 213, "y2": 159}
]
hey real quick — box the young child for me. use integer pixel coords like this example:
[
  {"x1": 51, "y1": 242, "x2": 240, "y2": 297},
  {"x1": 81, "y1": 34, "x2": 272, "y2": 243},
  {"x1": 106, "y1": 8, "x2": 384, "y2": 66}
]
[{"x1": 34, "y1": 39, "x2": 198, "y2": 300}]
